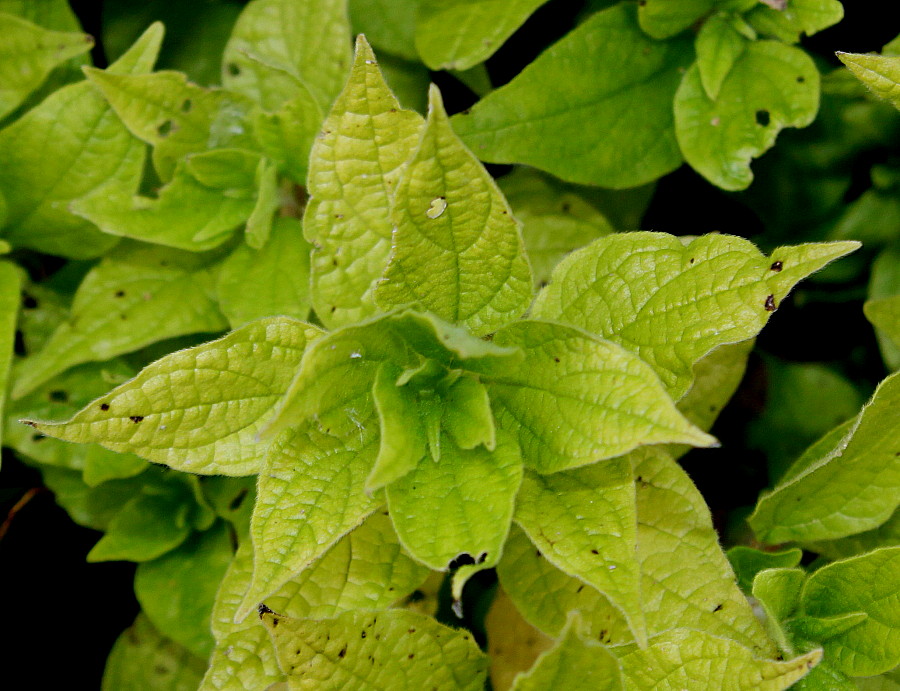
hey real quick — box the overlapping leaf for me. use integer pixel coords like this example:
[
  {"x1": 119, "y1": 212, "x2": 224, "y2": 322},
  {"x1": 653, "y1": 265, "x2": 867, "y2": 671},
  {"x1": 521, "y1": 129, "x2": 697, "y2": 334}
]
[
  {"x1": 0, "y1": 261, "x2": 21, "y2": 450},
  {"x1": 839, "y1": 52, "x2": 900, "y2": 111},
  {"x1": 532, "y1": 232, "x2": 859, "y2": 399}
]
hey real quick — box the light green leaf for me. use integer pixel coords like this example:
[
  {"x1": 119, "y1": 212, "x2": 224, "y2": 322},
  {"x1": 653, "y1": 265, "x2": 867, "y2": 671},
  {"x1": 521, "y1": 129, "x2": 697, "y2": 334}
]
[
  {"x1": 415, "y1": 0, "x2": 548, "y2": 71},
  {"x1": 252, "y1": 86, "x2": 323, "y2": 183},
  {"x1": 747, "y1": 0, "x2": 844, "y2": 43},
  {"x1": 136, "y1": 521, "x2": 234, "y2": 659},
  {"x1": 38, "y1": 465, "x2": 149, "y2": 531},
  {"x1": 808, "y1": 508, "x2": 900, "y2": 561},
  {"x1": 868, "y1": 246, "x2": 900, "y2": 371},
  {"x1": 514, "y1": 459, "x2": 645, "y2": 645},
  {"x1": 727, "y1": 546, "x2": 803, "y2": 593},
  {"x1": 305, "y1": 36, "x2": 423, "y2": 329},
  {"x1": 500, "y1": 450, "x2": 775, "y2": 656},
  {"x1": 637, "y1": 0, "x2": 715, "y2": 39},
  {"x1": 0, "y1": 24, "x2": 162, "y2": 258},
  {"x1": 442, "y1": 375, "x2": 495, "y2": 451},
  {"x1": 0, "y1": 0, "x2": 82, "y2": 32},
  {"x1": 511, "y1": 615, "x2": 622, "y2": 690},
  {"x1": 27, "y1": 317, "x2": 320, "y2": 475},
  {"x1": 12, "y1": 244, "x2": 228, "y2": 399},
  {"x1": 750, "y1": 371, "x2": 900, "y2": 543},
  {"x1": 614, "y1": 629, "x2": 820, "y2": 690},
  {"x1": 675, "y1": 41, "x2": 819, "y2": 190},
  {"x1": 696, "y1": 12, "x2": 748, "y2": 100},
  {"x1": 237, "y1": 424, "x2": 381, "y2": 621},
  {"x1": 72, "y1": 150, "x2": 259, "y2": 251},
  {"x1": 498, "y1": 168, "x2": 613, "y2": 290},
  {"x1": 376, "y1": 85, "x2": 532, "y2": 336},
  {"x1": 866, "y1": 295, "x2": 900, "y2": 353},
  {"x1": 262, "y1": 608, "x2": 488, "y2": 690},
  {"x1": 222, "y1": 0, "x2": 351, "y2": 111},
  {"x1": 349, "y1": 0, "x2": 418, "y2": 62},
  {"x1": 204, "y1": 512, "x2": 428, "y2": 690},
  {"x1": 752, "y1": 567, "x2": 805, "y2": 652},
  {"x1": 387, "y1": 430, "x2": 521, "y2": 575},
  {"x1": 532, "y1": 232, "x2": 860, "y2": 399},
  {"x1": 0, "y1": 12, "x2": 92, "y2": 119},
  {"x1": 478, "y1": 320, "x2": 715, "y2": 473},
  {"x1": 215, "y1": 217, "x2": 312, "y2": 328},
  {"x1": 452, "y1": 4, "x2": 693, "y2": 188},
  {"x1": 802, "y1": 547, "x2": 900, "y2": 676},
  {"x1": 82, "y1": 443, "x2": 149, "y2": 487},
  {"x1": 0, "y1": 261, "x2": 22, "y2": 449},
  {"x1": 102, "y1": 614, "x2": 207, "y2": 691},
  {"x1": 857, "y1": 669, "x2": 900, "y2": 691},
  {"x1": 245, "y1": 154, "x2": 278, "y2": 250},
  {"x1": 84, "y1": 68, "x2": 257, "y2": 181}
]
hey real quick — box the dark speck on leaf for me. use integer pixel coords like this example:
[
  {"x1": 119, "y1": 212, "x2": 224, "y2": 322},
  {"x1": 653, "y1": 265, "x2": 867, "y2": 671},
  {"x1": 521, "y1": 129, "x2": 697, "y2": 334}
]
[
  {"x1": 32, "y1": 433, "x2": 46, "y2": 442},
  {"x1": 408, "y1": 628, "x2": 416, "y2": 634},
  {"x1": 477, "y1": 551, "x2": 488, "y2": 564},
  {"x1": 535, "y1": 548, "x2": 542, "y2": 557},
  {"x1": 689, "y1": 258, "x2": 695, "y2": 264},
  {"x1": 770, "y1": 260, "x2": 783, "y2": 272},
  {"x1": 713, "y1": 603, "x2": 724, "y2": 612},
  {"x1": 796, "y1": 75, "x2": 805, "y2": 83},
  {"x1": 448, "y1": 553, "x2": 476, "y2": 570},
  {"x1": 49, "y1": 390, "x2": 68, "y2": 403},
  {"x1": 330, "y1": 306, "x2": 337, "y2": 313},
  {"x1": 157, "y1": 120, "x2": 173, "y2": 137},
  {"x1": 561, "y1": 203, "x2": 571, "y2": 213},
  {"x1": 553, "y1": 357, "x2": 560, "y2": 363},
  {"x1": 764, "y1": 294, "x2": 776, "y2": 311},
  {"x1": 361, "y1": 631, "x2": 367, "y2": 638},
  {"x1": 591, "y1": 549, "x2": 599, "y2": 555},
  {"x1": 181, "y1": 99, "x2": 192, "y2": 113},
  {"x1": 407, "y1": 590, "x2": 425, "y2": 603},
  {"x1": 14, "y1": 330, "x2": 26, "y2": 356},
  {"x1": 229, "y1": 488, "x2": 249, "y2": 511},
  {"x1": 227, "y1": 63, "x2": 240, "y2": 76},
  {"x1": 408, "y1": 654, "x2": 415, "y2": 659},
  {"x1": 115, "y1": 290, "x2": 126, "y2": 297},
  {"x1": 100, "y1": 403, "x2": 110, "y2": 411},
  {"x1": 538, "y1": 280, "x2": 548, "y2": 288},
  {"x1": 257, "y1": 603, "x2": 274, "y2": 618},
  {"x1": 338, "y1": 645, "x2": 347, "y2": 658},
  {"x1": 755, "y1": 110, "x2": 771, "y2": 126},
  {"x1": 129, "y1": 415, "x2": 144, "y2": 423},
  {"x1": 22, "y1": 293, "x2": 38, "y2": 309}
]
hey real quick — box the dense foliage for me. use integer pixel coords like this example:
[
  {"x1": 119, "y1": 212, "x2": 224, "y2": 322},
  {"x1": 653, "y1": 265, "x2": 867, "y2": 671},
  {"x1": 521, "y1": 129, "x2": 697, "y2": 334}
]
[{"x1": 1, "y1": 0, "x2": 899, "y2": 688}]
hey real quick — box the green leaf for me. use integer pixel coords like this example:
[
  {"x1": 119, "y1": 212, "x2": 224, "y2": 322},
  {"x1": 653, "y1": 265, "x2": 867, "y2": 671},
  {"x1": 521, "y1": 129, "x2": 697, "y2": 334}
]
[
  {"x1": 0, "y1": 24, "x2": 162, "y2": 258},
  {"x1": 252, "y1": 87, "x2": 323, "y2": 183},
  {"x1": 237, "y1": 424, "x2": 381, "y2": 621},
  {"x1": 500, "y1": 450, "x2": 775, "y2": 656},
  {"x1": 0, "y1": 0, "x2": 82, "y2": 32},
  {"x1": 478, "y1": 320, "x2": 715, "y2": 473},
  {"x1": 613, "y1": 628, "x2": 820, "y2": 690},
  {"x1": 136, "y1": 521, "x2": 234, "y2": 659},
  {"x1": 750, "y1": 370, "x2": 900, "y2": 543},
  {"x1": 102, "y1": 614, "x2": 207, "y2": 691},
  {"x1": 376, "y1": 85, "x2": 533, "y2": 336},
  {"x1": 513, "y1": 458, "x2": 645, "y2": 645},
  {"x1": 809, "y1": 508, "x2": 900, "y2": 561},
  {"x1": 747, "y1": 0, "x2": 844, "y2": 43},
  {"x1": 695, "y1": 12, "x2": 748, "y2": 100},
  {"x1": 675, "y1": 41, "x2": 819, "y2": 190},
  {"x1": 0, "y1": 261, "x2": 22, "y2": 449},
  {"x1": 637, "y1": 0, "x2": 715, "y2": 39},
  {"x1": 868, "y1": 246, "x2": 900, "y2": 371},
  {"x1": 349, "y1": 0, "x2": 418, "y2": 62},
  {"x1": 204, "y1": 512, "x2": 428, "y2": 690},
  {"x1": 498, "y1": 168, "x2": 613, "y2": 290},
  {"x1": 27, "y1": 316, "x2": 320, "y2": 475},
  {"x1": 857, "y1": 669, "x2": 900, "y2": 691},
  {"x1": 415, "y1": 0, "x2": 548, "y2": 71},
  {"x1": 511, "y1": 616, "x2": 623, "y2": 690},
  {"x1": 12, "y1": 243, "x2": 228, "y2": 399},
  {"x1": 72, "y1": 149, "x2": 260, "y2": 251},
  {"x1": 222, "y1": 0, "x2": 351, "y2": 111},
  {"x1": 752, "y1": 567, "x2": 805, "y2": 652},
  {"x1": 452, "y1": 4, "x2": 693, "y2": 188},
  {"x1": 0, "y1": 12, "x2": 92, "y2": 119},
  {"x1": 532, "y1": 232, "x2": 859, "y2": 399},
  {"x1": 261, "y1": 608, "x2": 488, "y2": 690},
  {"x1": 802, "y1": 547, "x2": 900, "y2": 676},
  {"x1": 386, "y1": 430, "x2": 522, "y2": 572},
  {"x1": 727, "y1": 546, "x2": 803, "y2": 593},
  {"x1": 216, "y1": 217, "x2": 312, "y2": 328},
  {"x1": 305, "y1": 36, "x2": 423, "y2": 329},
  {"x1": 441, "y1": 375, "x2": 496, "y2": 451},
  {"x1": 84, "y1": 68, "x2": 257, "y2": 181},
  {"x1": 866, "y1": 295, "x2": 900, "y2": 353},
  {"x1": 38, "y1": 465, "x2": 149, "y2": 531}
]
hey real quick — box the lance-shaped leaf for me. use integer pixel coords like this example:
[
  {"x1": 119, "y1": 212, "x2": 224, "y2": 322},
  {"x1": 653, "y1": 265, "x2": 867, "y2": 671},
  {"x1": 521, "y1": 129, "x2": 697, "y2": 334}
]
[
  {"x1": 262, "y1": 608, "x2": 488, "y2": 690},
  {"x1": 695, "y1": 12, "x2": 749, "y2": 101},
  {"x1": 0, "y1": 262, "x2": 22, "y2": 450},
  {"x1": 750, "y1": 371, "x2": 900, "y2": 543},
  {"x1": 84, "y1": 68, "x2": 257, "y2": 181},
  {"x1": 305, "y1": 36, "x2": 423, "y2": 329},
  {"x1": 72, "y1": 149, "x2": 260, "y2": 251},
  {"x1": 376, "y1": 85, "x2": 533, "y2": 336},
  {"x1": 264, "y1": 310, "x2": 518, "y2": 440},
  {"x1": 801, "y1": 547, "x2": 900, "y2": 676},
  {"x1": 532, "y1": 232, "x2": 860, "y2": 399},
  {"x1": 610, "y1": 628, "x2": 818, "y2": 690},
  {"x1": 451, "y1": 4, "x2": 693, "y2": 188},
  {"x1": 514, "y1": 459, "x2": 645, "y2": 645},
  {"x1": 475, "y1": 320, "x2": 715, "y2": 473},
  {"x1": 236, "y1": 424, "x2": 381, "y2": 621},
  {"x1": 511, "y1": 615, "x2": 622, "y2": 690},
  {"x1": 136, "y1": 521, "x2": 233, "y2": 659},
  {"x1": 0, "y1": 23, "x2": 162, "y2": 258},
  {"x1": 499, "y1": 450, "x2": 776, "y2": 657},
  {"x1": 0, "y1": 12, "x2": 92, "y2": 119},
  {"x1": 223, "y1": 0, "x2": 351, "y2": 111},
  {"x1": 415, "y1": 0, "x2": 549, "y2": 71},
  {"x1": 12, "y1": 244, "x2": 227, "y2": 399},
  {"x1": 838, "y1": 52, "x2": 900, "y2": 111},
  {"x1": 386, "y1": 430, "x2": 522, "y2": 574},
  {"x1": 102, "y1": 614, "x2": 207, "y2": 691},
  {"x1": 204, "y1": 512, "x2": 428, "y2": 691},
  {"x1": 216, "y1": 217, "x2": 312, "y2": 328},
  {"x1": 865, "y1": 295, "x2": 900, "y2": 354},
  {"x1": 675, "y1": 41, "x2": 820, "y2": 191},
  {"x1": 24, "y1": 317, "x2": 320, "y2": 475}
]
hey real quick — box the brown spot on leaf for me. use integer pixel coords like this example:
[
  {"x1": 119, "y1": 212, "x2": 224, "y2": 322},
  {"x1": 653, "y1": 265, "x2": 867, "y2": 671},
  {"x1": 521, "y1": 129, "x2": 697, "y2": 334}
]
[
  {"x1": 770, "y1": 260, "x2": 783, "y2": 272},
  {"x1": 100, "y1": 403, "x2": 110, "y2": 411},
  {"x1": 129, "y1": 415, "x2": 144, "y2": 423},
  {"x1": 764, "y1": 294, "x2": 776, "y2": 311}
]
